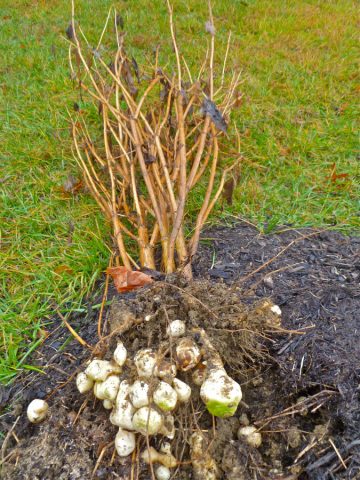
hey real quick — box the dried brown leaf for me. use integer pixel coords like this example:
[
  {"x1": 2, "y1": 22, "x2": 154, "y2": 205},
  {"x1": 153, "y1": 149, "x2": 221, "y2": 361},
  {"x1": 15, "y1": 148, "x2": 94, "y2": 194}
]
[{"x1": 106, "y1": 266, "x2": 153, "y2": 293}]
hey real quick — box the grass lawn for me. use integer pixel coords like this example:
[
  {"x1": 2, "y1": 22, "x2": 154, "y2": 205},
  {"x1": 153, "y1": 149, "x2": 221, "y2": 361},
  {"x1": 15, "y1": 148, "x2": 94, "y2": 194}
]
[{"x1": 1, "y1": 0, "x2": 359, "y2": 383}]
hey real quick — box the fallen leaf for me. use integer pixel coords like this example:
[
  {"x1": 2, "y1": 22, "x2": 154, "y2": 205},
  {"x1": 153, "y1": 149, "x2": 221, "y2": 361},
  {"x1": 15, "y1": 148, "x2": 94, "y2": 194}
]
[
  {"x1": 54, "y1": 265, "x2": 74, "y2": 275},
  {"x1": 122, "y1": 59, "x2": 138, "y2": 98},
  {"x1": 37, "y1": 328, "x2": 49, "y2": 340},
  {"x1": 278, "y1": 144, "x2": 291, "y2": 156},
  {"x1": 107, "y1": 266, "x2": 153, "y2": 293},
  {"x1": 331, "y1": 172, "x2": 349, "y2": 181},
  {"x1": 334, "y1": 103, "x2": 348, "y2": 115},
  {"x1": 62, "y1": 174, "x2": 83, "y2": 194},
  {"x1": 329, "y1": 163, "x2": 349, "y2": 183}
]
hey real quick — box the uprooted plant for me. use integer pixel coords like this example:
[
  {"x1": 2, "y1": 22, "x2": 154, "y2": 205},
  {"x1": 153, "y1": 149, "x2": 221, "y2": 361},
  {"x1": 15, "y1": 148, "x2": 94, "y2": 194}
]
[
  {"x1": 68, "y1": 0, "x2": 242, "y2": 279},
  {"x1": 53, "y1": 2, "x2": 271, "y2": 479}
]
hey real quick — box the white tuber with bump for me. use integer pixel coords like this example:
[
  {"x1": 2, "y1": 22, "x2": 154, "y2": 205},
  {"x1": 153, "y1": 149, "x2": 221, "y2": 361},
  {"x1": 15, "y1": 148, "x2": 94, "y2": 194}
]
[
  {"x1": 129, "y1": 380, "x2": 150, "y2": 408},
  {"x1": 111, "y1": 379, "x2": 135, "y2": 430},
  {"x1": 155, "y1": 360, "x2": 177, "y2": 379},
  {"x1": 190, "y1": 431, "x2": 219, "y2": 480},
  {"x1": 200, "y1": 368, "x2": 242, "y2": 418},
  {"x1": 159, "y1": 414, "x2": 175, "y2": 439},
  {"x1": 160, "y1": 442, "x2": 172, "y2": 455},
  {"x1": 198, "y1": 329, "x2": 242, "y2": 417},
  {"x1": 175, "y1": 337, "x2": 201, "y2": 371},
  {"x1": 76, "y1": 372, "x2": 94, "y2": 394},
  {"x1": 132, "y1": 406, "x2": 163, "y2": 435},
  {"x1": 115, "y1": 428, "x2": 136, "y2": 457},
  {"x1": 153, "y1": 381, "x2": 178, "y2": 412},
  {"x1": 113, "y1": 341, "x2": 127, "y2": 367},
  {"x1": 155, "y1": 465, "x2": 171, "y2": 480},
  {"x1": 100, "y1": 374, "x2": 121, "y2": 401},
  {"x1": 237, "y1": 425, "x2": 262, "y2": 448},
  {"x1": 85, "y1": 359, "x2": 121, "y2": 382},
  {"x1": 270, "y1": 305, "x2": 282, "y2": 316},
  {"x1": 103, "y1": 399, "x2": 113, "y2": 410},
  {"x1": 94, "y1": 381, "x2": 106, "y2": 400},
  {"x1": 94, "y1": 374, "x2": 120, "y2": 401},
  {"x1": 141, "y1": 446, "x2": 177, "y2": 468},
  {"x1": 172, "y1": 378, "x2": 191, "y2": 402},
  {"x1": 192, "y1": 363, "x2": 207, "y2": 386},
  {"x1": 115, "y1": 380, "x2": 131, "y2": 406},
  {"x1": 110, "y1": 400, "x2": 135, "y2": 430},
  {"x1": 134, "y1": 349, "x2": 158, "y2": 378},
  {"x1": 27, "y1": 399, "x2": 49, "y2": 424},
  {"x1": 166, "y1": 319, "x2": 186, "y2": 337}
]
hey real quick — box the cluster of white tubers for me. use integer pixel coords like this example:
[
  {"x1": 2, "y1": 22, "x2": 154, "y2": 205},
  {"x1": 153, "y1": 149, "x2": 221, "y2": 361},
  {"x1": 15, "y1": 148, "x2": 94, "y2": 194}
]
[
  {"x1": 75, "y1": 321, "x2": 243, "y2": 477},
  {"x1": 75, "y1": 334, "x2": 193, "y2": 476}
]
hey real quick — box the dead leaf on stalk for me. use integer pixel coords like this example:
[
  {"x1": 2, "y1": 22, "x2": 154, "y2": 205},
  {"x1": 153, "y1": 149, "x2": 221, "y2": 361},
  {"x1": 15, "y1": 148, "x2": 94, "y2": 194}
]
[
  {"x1": 65, "y1": 23, "x2": 75, "y2": 41},
  {"x1": 144, "y1": 152, "x2": 156, "y2": 165},
  {"x1": 116, "y1": 14, "x2": 124, "y2": 30},
  {"x1": 131, "y1": 56, "x2": 140, "y2": 83},
  {"x1": 107, "y1": 266, "x2": 153, "y2": 293},
  {"x1": 122, "y1": 60, "x2": 138, "y2": 97},
  {"x1": 202, "y1": 98, "x2": 227, "y2": 132}
]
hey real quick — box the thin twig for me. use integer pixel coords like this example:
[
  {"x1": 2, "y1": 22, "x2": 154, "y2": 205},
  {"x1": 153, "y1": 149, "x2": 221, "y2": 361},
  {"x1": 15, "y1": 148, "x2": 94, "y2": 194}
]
[
  {"x1": 1, "y1": 416, "x2": 20, "y2": 465},
  {"x1": 329, "y1": 438, "x2": 347, "y2": 470},
  {"x1": 55, "y1": 307, "x2": 93, "y2": 350},
  {"x1": 98, "y1": 255, "x2": 113, "y2": 338}
]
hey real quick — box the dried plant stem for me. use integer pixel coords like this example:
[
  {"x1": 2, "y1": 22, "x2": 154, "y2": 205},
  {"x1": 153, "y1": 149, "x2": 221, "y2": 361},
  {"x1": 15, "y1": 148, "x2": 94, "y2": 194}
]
[{"x1": 69, "y1": 1, "x2": 241, "y2": 277}]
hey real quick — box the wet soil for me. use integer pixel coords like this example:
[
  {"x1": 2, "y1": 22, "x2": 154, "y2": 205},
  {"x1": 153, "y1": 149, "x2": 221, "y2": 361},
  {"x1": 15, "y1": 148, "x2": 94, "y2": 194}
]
[{"x1": 1, "y1": 223, "x2": 359, "y2": 479}]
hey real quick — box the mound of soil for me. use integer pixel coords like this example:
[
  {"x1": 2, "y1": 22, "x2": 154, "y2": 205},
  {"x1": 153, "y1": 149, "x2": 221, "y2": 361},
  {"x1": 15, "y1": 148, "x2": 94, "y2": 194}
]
[{"x1": 1, "y1": 223, "x2": 359, "y2": 479}]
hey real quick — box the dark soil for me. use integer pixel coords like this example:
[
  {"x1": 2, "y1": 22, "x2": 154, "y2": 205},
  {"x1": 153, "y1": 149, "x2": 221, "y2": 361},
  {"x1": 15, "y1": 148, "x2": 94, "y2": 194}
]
[{"x1": 1, "y1": 223, "x2": 359, "y2": 480}]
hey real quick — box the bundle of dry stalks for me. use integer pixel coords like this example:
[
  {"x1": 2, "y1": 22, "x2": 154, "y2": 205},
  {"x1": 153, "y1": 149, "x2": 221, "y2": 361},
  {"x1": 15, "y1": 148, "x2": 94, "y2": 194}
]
[{"x1": 68, "y1": 0, "x2": 242, "y2": 278}]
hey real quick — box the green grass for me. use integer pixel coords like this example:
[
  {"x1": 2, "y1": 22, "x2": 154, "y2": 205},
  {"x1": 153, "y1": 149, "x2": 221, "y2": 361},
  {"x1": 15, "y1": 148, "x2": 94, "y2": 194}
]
[{"x1": 1, "y1": 0, "x2": 359, "y2": 383}]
